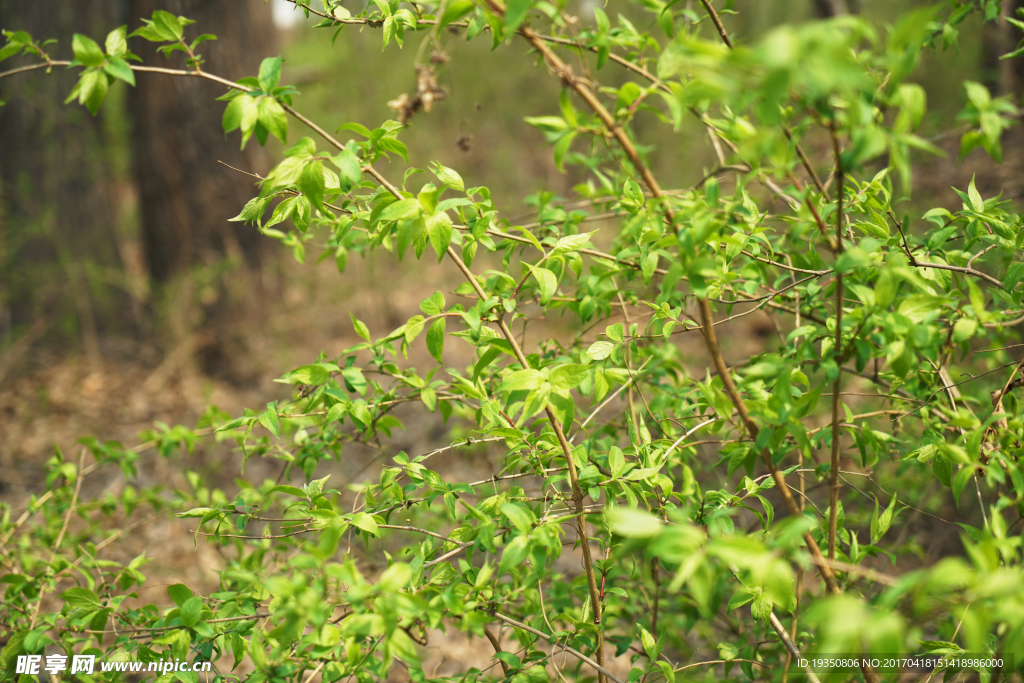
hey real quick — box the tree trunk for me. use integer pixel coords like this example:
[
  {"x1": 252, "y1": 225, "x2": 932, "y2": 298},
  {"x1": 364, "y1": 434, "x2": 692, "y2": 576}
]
[
  {"x1": 0, "y1": 0, "x2": 123, "y2": 358},
  {"x1": 812, "y1": 0, "x2": 857, "y2": 17},
  {"x1": 125, "y1": 0, "x2": 278, "y2": 380},
  {"x1": 989, "y1": 0, "x2": 1024, "y2": 202},
  {"x1": 126, "y1": 0, "x2": 276, "y2": 282}
]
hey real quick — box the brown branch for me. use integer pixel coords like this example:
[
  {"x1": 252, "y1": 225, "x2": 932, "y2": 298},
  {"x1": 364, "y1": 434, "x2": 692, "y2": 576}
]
[
  {"x1": 512, "y1": 20, "x2": 672, "y2": 228},
  {"x1": 698, "y1": 297, "x2": 841, "y2": 597},
  {"x1": 446, "y1": 244, "x2": 607, "y2": 679},
  {"x1": 911, "y1": 260, "x2": 1003, "y2": 288},
  {"x1": 828, "y1": 127, "x2": 844, "y2": 563},
  {"x1": 698, "y1": 0, "x2": 734, "y2": 48},
  {"x1": 484, "y1": 627, "x2": 510, "y2": 677},
  {"x1": 488, "y1": 611, "x2": 625, "y2": 683}
]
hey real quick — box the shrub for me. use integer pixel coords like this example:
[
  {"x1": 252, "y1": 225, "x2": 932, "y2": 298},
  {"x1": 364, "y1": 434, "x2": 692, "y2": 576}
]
[{"x1": 3, "y1": 1, "x2": 1024, "y2": 682}]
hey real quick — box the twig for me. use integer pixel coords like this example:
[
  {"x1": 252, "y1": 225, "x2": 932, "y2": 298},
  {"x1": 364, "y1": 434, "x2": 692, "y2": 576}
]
[
  {"x1": 698, "y1": 0, "x2": 734, "y2": 47},
  {"x1": 675, "y1": 658, "x2": 769, "y2": 673},
  {"x1": 887, "y1": 210, "x2": 917, "y2": 265},
  {"x1": 484, "y1": 627, "x2": 510, "y2": 677},
  {"x1": 570, "y1": 358, "x2": 654, "y2": 443},
  {"x1": 302, "y1": 661, "x2": 327, "y2": 683},
  {"x1": 488, "y1": 610, "x2": 625, "y2": 683},
  {"x1": 828, "y1": 126, "x2": 844, "y2": 562},
  {"x1": 911, "y1": 260, "x2": 1003, "y2": 288},
  {"x1": 769, "y1": 612, "x2": 822, "y2": 683},
  {"x1": 29, "y1": 450, "x2": 86, "y2": 630}
]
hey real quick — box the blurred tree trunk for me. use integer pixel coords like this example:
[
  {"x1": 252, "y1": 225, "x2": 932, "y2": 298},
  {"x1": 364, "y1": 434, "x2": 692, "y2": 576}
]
[
  {"x1": 812, "y1": 0, "x2": 857, "y2": 17},
  {"x1": 127, "y1": 0, "x2": 278, "y2": 380},
  {"x1": 0, "y1": 0, "x2": 123, "y2": 360},
  {"x1": 127, "y1": 0, "x2": 276, "y2": 283},
  {"x1": 988, "y1": 0, "x2": 1024, "y2": 202}
]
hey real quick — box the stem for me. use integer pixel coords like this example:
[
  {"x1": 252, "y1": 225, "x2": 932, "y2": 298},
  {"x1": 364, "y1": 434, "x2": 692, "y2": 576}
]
[
  {"x1": 651, "y1": 557, "x2": 660, "y2": 636},
  {"x1": 484, "y1": 627, "x2": 510, "y2": 677},
  {"x1": 446, "y1": 247, "x2": 607, "y2": 682},
  {"x1": 828, "y1": 129, "x2": 844, "y2": 562},
  {"x1": 510, "y1": 20, "x2": 672, "y2": 224},
  {"x1": 769, "y1": 612, "x2": 822, "y2": 683},
  {"x1": 698, "y1": 297, "x2": 840, "y2": 596},
  {"x1": 699, "y1": 0, "x2": 734, "y2": 48},
  {"x1": 489, "y1": 611, "x2": 625, "y2": 683}
]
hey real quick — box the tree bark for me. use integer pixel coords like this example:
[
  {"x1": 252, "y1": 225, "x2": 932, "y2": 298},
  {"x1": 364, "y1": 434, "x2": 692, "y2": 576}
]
[
  {"x1": 0, "y1": 0, "x2": 123, "y2": 355},
  {"x1": 126, "y1": 0, "x2": 276, "y2": 282},
  {"x1": 812, "y1": 0, "x2": 857, "y2": 17},
  {"x1": 988, "y1": 0, "x2": 1024, "y2": 202}
]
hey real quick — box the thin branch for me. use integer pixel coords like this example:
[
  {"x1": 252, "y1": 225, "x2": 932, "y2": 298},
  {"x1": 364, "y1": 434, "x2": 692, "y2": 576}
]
[
  {"x1": 698, "y1": 297, "x2": 848, "y2": 599},
  {"x1": 571, "y1": 357, "x2": 655, "y2": 443},
  {"x1": 769, "y1": 612, "x2": 823, "y2": 683},
  {"x1": 488, "y1": 611, "x2": 625, "y2": 683},
  {"x1": 30, "y1": 450, "x2": 86, "y2": 629},
  {"x1": 911, "y1": 260, "x2": 1003, "y2": 288},
  {"x1": 484, "y1": 628, "x2": 511, "y2": 677},
  {"x1": 828, "y1": 126, "x2": 844, "y2": 562},
  {"x1": 675, "y1": 658, "x2": 769, "y2": 673},
  {"x1": 698, "y1": 0, "x2": 734, "y2": 48}
]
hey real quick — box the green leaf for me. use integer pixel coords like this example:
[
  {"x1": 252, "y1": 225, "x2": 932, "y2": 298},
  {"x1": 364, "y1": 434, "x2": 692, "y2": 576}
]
[
  {"x1": 258, "y1": 56, "x2": 282, "y2": 92},
  {"x1": 105, "y1": 25, "x2": 129, "y2": 57},
  {"x1": 897, "y1": 295, "x2": 945, "y2": 323},
  {"x1": 658, "y1": 38, "x2": 687, "y2": 79},
  {"x1": 427, "y1": 318, "x2": 446, "y2": 363},
  {"x1": 550, "y1": 230, "x2": 597, "y2": 256},
  {"x1": 440, "y1": 0, "x2": 474, "y2": 28},
  {"x1": 967, "y1": 175, "x2": 983, "y2": 212},
  {"x1": 431, "y1": 161, "x2": 464, "y2": 191},
  {"x1": 529, "y1": 265, "x2": 557, "y2": 304},
  {"x1": 502, "y1": 369, "x2": 545, "y2": 392},
  {"x1": 222, "y1": 94, "x2": 250, "y2": 133},
  {"x1": 951, "y1": 318, "x2": 977, "y2": 343},
  {"x1": 79, "y1": 69, "x2": 109, "y2": 115},
  {"x1": 72, "y1": 34, "x2": 105, "y2": 66},
  {"x1": 61, "y1": 587, "x2": 102, "y2": 609},
  {"x1": 548, "y1": 364, "x2": 588, "y2": 392},
  {"x1": 501, "y1": 503, "x2": 535, "y2": 533},
  {"x1": 167, "y1": 583, "x2": 194, "y2": 607},
  {"x1": 606, "y1": 507, "x2": 663, "y2": 538},
  {"x1": 103, "y1": 57, "x2": 135, "y2": 86},
  {"x1": 427, "y1": 212, "x2": 453, "y2": 262},
  {"x1": 953, "y1": 466, "x2": 974, "y2": 507},
  {"x1": 504, "y1": 0, "x2": 532, "y2": 35},
  {"x1": 1005, "y1": 262, "x2": 1024, "y2": 292},
  {"x1": 420, "y1": 291, "x2": 445, "y2": 316},
  {"x1": 259, "y1": 403, "x2": 280, "y2": 438},
  {"x1": 258, "y1": 97, "x2": 287, "y2": 143},
  {"x1": 587, "y1": 341, "x2": 615, "y2": 361},
  {"x1": 332, "y1": 150, "x2": 362, "y2": 191},
  {"x1": 378, "y1": 198, "x2": 422, "y2": 222},
  {"x1": 640, "y1": 626, "x2": 657, "y2": 658},
  {"x1": 180, "y1": 596, "x2": 203, "y2": 627},
  {"x1": 404, "y1": 315, "x2": 425, "y2": 344},
  {"x1": 176, "y1": 507, "x2": 218, "y2": 519},
  {"x1": 351, "y1": 512, "x2": 380, "y2": 536},
  {"x1": 350, "y1": 314, "x2": 371, "y2": 342},
  {"x1": 378, "y1": 562, "x2": 412, "y2": 591},
  {"x1": 298, "y1": 160, "x2": 326, "y2": 212},
  {"x1": 153, "y1": 10, "x2": 185, "y2": 39}
]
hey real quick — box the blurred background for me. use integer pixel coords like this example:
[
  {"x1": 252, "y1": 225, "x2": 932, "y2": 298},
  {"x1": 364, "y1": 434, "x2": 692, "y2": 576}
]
[
  {"x1": 0, "y1": 0, "x2": 1012, "y2": 545},
  {"x1": 0, "y1": 0, "x2": 1018, "y2": 675}
]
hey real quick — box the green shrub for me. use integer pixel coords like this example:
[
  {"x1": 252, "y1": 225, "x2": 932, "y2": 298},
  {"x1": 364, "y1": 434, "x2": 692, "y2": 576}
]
[{"x1": 3, "y1": 1, "x2": 1024, "y2": 682}]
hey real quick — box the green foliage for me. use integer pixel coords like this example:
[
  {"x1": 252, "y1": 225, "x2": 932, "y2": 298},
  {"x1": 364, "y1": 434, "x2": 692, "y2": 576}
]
[{"x1": 7, "y1": 1, "x2": 1024, "y2": 682}]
